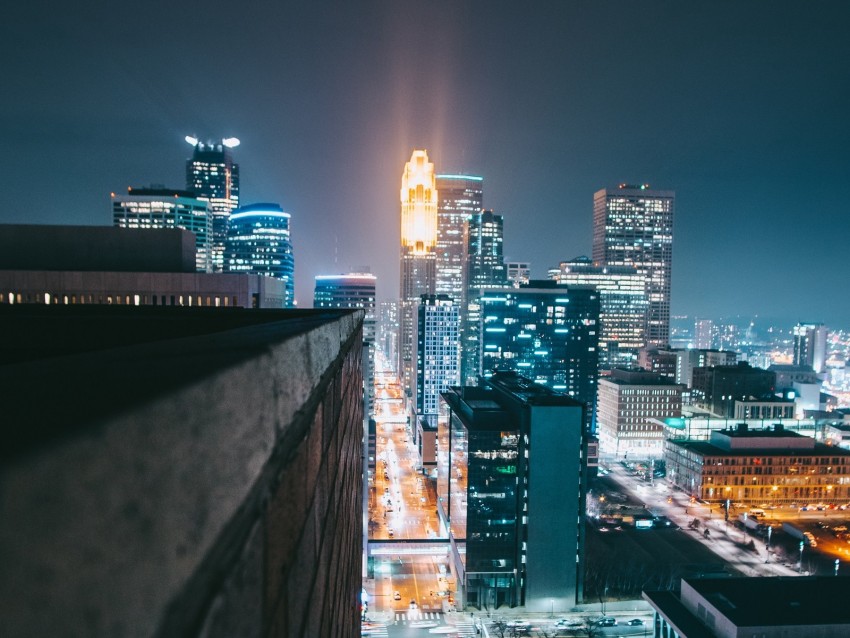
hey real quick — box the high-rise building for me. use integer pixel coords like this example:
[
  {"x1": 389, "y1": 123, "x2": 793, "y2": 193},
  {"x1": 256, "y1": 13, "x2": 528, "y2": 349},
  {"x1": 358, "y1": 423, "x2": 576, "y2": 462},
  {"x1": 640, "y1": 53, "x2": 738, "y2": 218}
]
[
  {"x1": 185, "y1": 136, "x2": 240, "y2": 272},
  {"x1": 398, "y1": 150, "x2": 438, "y2": 395},
  {"x1": 478, "y1": 281, "x2": 600, "y2": 426},
  {"x1": 462, "y1": 210, "x2": 507, "y2": 384},
  {"x1": 694, "y1": 318, "x2": 714, "y2": 349},
  {"x1": 314, "y1": 273, "x2": 377, "y2": 413},
  {"x1": 435, "y1": 174, "x2": 483, "y2": 301},
  {"x1": 793, "y1": 322, "x2": 828, "y2": 374},
  {"x1": 551, "y1": 256, "x2": 648, "y2": 370},
  {"x1": 414, "y1": 294, "x2": 460, "y2": 420},
  {"x1": 112, "y1": 186, "x2": 212, "y2": 273},
  {"x1": 506, "y1": 262, "x2": 530, "y2": 288},
  {"x1": 225, "y1": 203, "x2": 295, "y2": 307},
  {"x1": 378, "y1": 300, "x2": 399, "y2": 366},
  {"x1": 440, "y1": 372, "x2": 587, "y2": 610},
  {"x1": 593, "y1": 185, "x2": 675, "y2": 347},
  {"x1": 596, "y1": 368, "x2": 684, "y2": 459}
]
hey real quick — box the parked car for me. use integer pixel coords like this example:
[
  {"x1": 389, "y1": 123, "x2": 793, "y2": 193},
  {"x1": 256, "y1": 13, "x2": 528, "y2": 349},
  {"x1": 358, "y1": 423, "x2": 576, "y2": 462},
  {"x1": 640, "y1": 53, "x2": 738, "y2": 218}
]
[
  {"x1": 393, "y1": 591, "x2": 401, "y2": 600},
  {"x1": 627, "y1": 618, "x2": 645, "y2": 626},
  {"x1": 596, "y1": 617, "x2": 617, "y2": 627}
]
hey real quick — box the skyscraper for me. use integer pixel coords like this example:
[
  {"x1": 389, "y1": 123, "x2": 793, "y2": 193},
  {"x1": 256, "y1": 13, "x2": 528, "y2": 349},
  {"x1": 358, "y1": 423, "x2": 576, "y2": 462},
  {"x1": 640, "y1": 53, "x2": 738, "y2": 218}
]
[
  {"x1": 793, "y1": 322, "x2": 828, "y2": 374},
  {"x1": 551, "y1": 256, "x2": 648, "y2": 370},
  {"x1": 185, "y1": 136, "x2": 240, "y2": 272},
  {"x1": 593, "y1": 185, "x2": 675, "y2": 347},
  {"x1": 112, "y1": 186, "x2": 212, "y2": 273},
  {"x1": 398, "y1": 150, "x2": 438, "y2": 394},
  {"x1": 225, "y1": 203, "x2": 295, "y2": 306},
  {"x1": 435, "y1": 174, "x2": 483, "y2": 301},
  {"x1": 479, "y1": 281, "x2": 600, "y2": 426},
  {"x1": 462, "y1": 210, "x2": 507, "y2": 384},
  {"x1": 414, "y1": 294, "x2": 460, "y2": 420},
  {"x1": 314, "y1": 273, "x2": 377, "y2": 413}
]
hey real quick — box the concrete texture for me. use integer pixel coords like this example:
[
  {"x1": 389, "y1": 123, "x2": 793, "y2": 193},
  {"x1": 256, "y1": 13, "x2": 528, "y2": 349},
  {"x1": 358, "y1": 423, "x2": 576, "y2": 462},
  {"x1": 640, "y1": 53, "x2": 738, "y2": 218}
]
[{"x1": 0, "y1": 306, "x2": 364, "y2": 638}]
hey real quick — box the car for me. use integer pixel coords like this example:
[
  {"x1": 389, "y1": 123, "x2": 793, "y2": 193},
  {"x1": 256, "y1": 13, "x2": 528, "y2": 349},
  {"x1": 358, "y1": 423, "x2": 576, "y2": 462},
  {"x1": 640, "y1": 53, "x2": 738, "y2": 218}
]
[
  {"x1": 409, "y1": 600, "x2": 418, "y2": 609},
  {"x1": 596, "y1": 617, "x2": 617, "y2": 627},
  {"x1": 554, "y1": 618, "x2": 582, "y2": 628},
  {"x1": 387, "y1": 528, "x2": 394, "y2": 537},
  {"x1": 393, "y1": 591, "x2": 401, "y2": 600},
  {"x1": 627, "y1": 618, "x2": 645, "y2": 626}
]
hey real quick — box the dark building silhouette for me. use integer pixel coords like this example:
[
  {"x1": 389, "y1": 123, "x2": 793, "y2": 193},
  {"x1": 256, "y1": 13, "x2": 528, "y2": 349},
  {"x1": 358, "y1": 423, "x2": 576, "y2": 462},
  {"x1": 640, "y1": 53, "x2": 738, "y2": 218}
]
[{"x1": 440, "y1": 373, "x2": 587, "y2": 612}]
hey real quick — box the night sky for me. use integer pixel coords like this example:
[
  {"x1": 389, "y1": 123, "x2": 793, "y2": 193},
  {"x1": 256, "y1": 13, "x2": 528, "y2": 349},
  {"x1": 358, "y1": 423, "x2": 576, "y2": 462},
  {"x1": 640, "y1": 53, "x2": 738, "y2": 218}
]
[{"x1": 2, "y1": 2, "x2": 849, "y2": 325}]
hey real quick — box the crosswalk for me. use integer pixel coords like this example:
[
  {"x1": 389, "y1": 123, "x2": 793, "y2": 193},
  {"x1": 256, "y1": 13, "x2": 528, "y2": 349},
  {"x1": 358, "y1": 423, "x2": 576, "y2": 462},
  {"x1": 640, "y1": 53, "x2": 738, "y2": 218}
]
[
  {"x1": 361, "y1": 622, "x2": 388, "y2": 636},
  {"x1": 393, "y1": 611, "x2": 442, "y2": 622},
  {"x1": 448, "y1": 619, "x2": 477, "y2": 637}
]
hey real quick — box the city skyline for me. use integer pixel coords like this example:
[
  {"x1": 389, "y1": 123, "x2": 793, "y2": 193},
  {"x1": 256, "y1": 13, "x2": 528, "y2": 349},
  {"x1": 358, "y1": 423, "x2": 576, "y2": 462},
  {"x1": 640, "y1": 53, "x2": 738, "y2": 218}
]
[{"x1": 2, "y1": 2, "x2": 850, "y2": 324}]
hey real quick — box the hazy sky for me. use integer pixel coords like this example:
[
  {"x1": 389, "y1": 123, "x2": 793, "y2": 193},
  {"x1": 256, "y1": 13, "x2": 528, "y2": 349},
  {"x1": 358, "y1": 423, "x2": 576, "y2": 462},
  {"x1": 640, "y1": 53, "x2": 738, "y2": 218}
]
[{"x1": 2, "y1": 1, "x2": 849, "y2": 325}]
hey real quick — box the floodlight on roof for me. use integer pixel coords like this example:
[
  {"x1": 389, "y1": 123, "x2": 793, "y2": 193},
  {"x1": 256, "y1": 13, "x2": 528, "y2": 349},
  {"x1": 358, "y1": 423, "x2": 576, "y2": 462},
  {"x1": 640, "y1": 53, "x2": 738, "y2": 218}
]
[
  {"x1": 222, "y1": 137, "x2": 241, "y2": 148},
  {"x1": 184, "y1": 135, "x2": 198, "y2": 146}
]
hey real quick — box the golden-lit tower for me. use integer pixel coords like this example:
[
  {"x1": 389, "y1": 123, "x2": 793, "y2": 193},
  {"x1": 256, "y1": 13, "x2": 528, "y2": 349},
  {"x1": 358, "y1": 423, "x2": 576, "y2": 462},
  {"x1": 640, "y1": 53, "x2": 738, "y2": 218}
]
[
  {"x1": 400, "y1": 150, "x2": 438, "y2": 256},
  {"x1": 398, "y1": 149, "x2": 438, "y2": 394}
]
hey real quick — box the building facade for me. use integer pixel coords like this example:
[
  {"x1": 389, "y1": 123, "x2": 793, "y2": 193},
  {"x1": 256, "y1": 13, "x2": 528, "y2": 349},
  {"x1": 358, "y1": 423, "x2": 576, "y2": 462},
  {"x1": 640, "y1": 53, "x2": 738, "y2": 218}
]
[
  {"x1": 675, "y1": 348, "x2": 737, "y2": 388},
  {"x1": 112, "y1": 187, "x2": 212, "y2": 273},
  {"x1": 794, "y1": 322, "x2": 828, "y2": 374},
  {"x1": 551, "y1": 256, "x2": 648, "y2": 370},
  {"x1": 0, "y1": 225, "x2": 286, "y2": 308},
  {"x1": 596, "y1": 368, "x2": 684, "y2": 459},
  {"x1": 666, "y1": 424, "x2": 850, "y2": 505},
  {"x1": 645, "y1": 576, "x2": 850, "y2": 638},
  {"x1": 314, "y1": 273, "x2": 377, "y2": 413},
  {"x1": 415, "y1": 294, "x2": 460, "y2": 419},
  {"x1": 691, "y1": 362, "x2": 776, "y2": 418},
  {"x1": 439, "y1": 373, "x2": 586, "y2": 611},
  {"x1": 462, "y1": 210, "x2": 507, "y2": 385},
  {"x1": 225, "y1": 203, "x2": 295, "y2": 307},
  {"x1": 185, "y1": 137, "x2": 240, "y2": 272},
  {"x1": 592, "y1": 185, "x2": 675, "y2": 347},
  {"x1": 399, "y1": 150, "x2": 438, "y2": 396},
  {"x1": 435, "y1": 174, "x2": 483, "y2": 302},
  {"x1": 506, "y1": 262, "x2": 530, "y2": 288},
  {"x1": 478, "y1": 281, "x2": 600, "y2": 426}
]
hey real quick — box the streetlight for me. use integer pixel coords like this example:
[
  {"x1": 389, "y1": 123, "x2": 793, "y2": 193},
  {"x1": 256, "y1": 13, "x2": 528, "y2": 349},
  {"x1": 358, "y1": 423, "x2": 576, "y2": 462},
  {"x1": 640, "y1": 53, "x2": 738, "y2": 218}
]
[
  {"x1": 765, "y1": 526, "x2": 773, "y2": 563},
  {"x1": 835, "y1": 559, "x2": 840, "y2": 577},
  {"x1": 799, "y1": 541, "x2": 805, "y2": 574}
]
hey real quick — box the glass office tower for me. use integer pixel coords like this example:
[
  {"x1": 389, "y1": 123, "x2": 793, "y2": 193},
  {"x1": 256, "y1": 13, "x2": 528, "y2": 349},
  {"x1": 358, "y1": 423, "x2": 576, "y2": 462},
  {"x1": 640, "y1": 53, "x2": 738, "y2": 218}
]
[
  {"x1": 225, "y1": 203, "x2": 294, "y2": 307},
  {"x1": 435, "y1": 174, "x2": 484, "y2": 301},
  {"x1": 479, "y1": 281, "x2": 600, "y2": 429},
  {"x1": 186, "y1": 137, "x2": 240, "y2": 272}
]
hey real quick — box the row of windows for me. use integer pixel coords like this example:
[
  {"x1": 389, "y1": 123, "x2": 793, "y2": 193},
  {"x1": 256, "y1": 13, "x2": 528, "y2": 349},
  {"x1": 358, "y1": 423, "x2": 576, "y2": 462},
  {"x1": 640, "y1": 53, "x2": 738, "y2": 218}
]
[{"x1": 2, "y1": 291, "x2": 242, "y2": 308}]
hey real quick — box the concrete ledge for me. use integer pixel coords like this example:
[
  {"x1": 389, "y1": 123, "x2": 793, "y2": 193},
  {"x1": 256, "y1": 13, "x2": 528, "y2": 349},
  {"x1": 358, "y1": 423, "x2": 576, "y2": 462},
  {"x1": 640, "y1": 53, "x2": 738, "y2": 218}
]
[{"x1": 0, "y1": 307, "x2": 363, "y2": 638}]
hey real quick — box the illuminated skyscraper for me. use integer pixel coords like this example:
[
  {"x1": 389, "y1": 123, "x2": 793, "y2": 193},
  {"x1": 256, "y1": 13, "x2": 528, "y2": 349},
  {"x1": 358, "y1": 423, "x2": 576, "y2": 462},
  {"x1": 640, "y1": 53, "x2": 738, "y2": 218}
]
[
  {"x1": 550, "y1": 256, "x2": 648, "y2": 370},
  {"x1": 593, "y1": 185, "x2": 674, "y2": 347},
  {"x1": 435, "y1": 174, "x2": 483, "y2": 301},
  {"x1": 112, "y1": 186, "x2": 212, "y2": 273},
  {"x1": 478, "y1": 282, "x2": 600, "y2": 427},
  {"x1": 314, "y1": 273, "x2": 377, "y2": 413},
  {"x1": 185, "y1": 136, "x2": 240, "y2": 272},
  {"x1": 399, "y1": 150, "x2": 438, "y2": 394},
  {"x1": 225, "y1": 203, "x2": 294, "y2": 307},
  {"x1": 415, "y1": 294, "x2": 460, "y2": 419},
  {"x1": 461, "y1": 210, "x2": 506, "y2": 385},
  {"x1": 793, "y1": 322, "x2": 828, "y2": 374}
]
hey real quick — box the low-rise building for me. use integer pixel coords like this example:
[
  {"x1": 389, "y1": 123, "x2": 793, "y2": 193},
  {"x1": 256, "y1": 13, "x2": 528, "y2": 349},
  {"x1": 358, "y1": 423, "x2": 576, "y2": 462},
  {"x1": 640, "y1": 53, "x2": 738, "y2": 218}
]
[
  {"x1": 665, "y1": 423, "x2": 850, "y2": 505},
  {"x1": 645, "y1": 576, "x2": 850, "y2": 638},
  {"x1": 596, "y1": 368, "x2": 684, "y2": 460}
]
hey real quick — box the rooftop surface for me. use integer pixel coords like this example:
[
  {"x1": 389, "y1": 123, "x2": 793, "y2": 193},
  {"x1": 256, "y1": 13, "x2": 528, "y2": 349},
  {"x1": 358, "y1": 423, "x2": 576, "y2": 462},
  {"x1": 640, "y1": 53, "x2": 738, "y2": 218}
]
[{"x1": 686, "y1": 576, "x2": 850, "y2": 627}]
